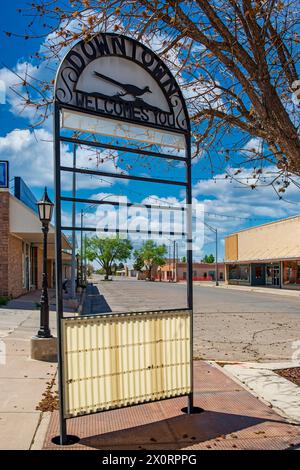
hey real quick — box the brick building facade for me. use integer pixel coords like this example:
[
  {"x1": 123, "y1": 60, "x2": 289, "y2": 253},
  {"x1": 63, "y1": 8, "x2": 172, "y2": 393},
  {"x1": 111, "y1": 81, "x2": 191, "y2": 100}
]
[
  {"x1": 0, "y1": 187, "x2": 71, "y2": 299},
  {"x1": 157, "y1": 261, "x2": 225, "y2": 282}
]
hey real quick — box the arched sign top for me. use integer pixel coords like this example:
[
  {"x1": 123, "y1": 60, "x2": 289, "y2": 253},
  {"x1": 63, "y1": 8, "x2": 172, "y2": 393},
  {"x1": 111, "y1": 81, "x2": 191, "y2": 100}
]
[{"x1": 55, "y1": 33, "x2": 190, "y2": 134}]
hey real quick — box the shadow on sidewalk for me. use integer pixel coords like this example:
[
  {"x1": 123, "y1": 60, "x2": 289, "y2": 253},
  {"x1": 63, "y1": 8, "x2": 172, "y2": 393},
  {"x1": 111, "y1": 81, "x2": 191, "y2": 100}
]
[
  {"x1": 81, "y1": 284, "x2": 112, "y2": 315},
  {"x1": 4, "y1": 288, "x2": 79, "y2": 312},
  {"x1": 5, "y1": 289, "x2": 56, "y2": 311},
  {"x1": 77, "y1": 409, "x2": 284, "y2": 450},
  {"x1": 44, "y1": 361, "x2": 299, "y2": 450}
]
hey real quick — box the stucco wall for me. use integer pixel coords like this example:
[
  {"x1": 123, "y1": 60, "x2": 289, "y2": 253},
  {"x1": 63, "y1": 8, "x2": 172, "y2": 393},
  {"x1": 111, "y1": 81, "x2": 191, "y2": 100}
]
[
  {"x1": 225, "y1": 216, "x2": 300, "y2": 262},
  {"x1": 239, "y1": 217, "x2": 300, "y2": 261},
  {"x1": 225, "y1": 234, "x2": 238, "y2": 262}
]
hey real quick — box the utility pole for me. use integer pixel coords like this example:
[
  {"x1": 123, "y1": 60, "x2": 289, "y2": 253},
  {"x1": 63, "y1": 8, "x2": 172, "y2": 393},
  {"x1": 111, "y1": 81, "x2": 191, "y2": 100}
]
[
  {"x1": 84, "y1": 233, "x2": 87, "y2": 284},
  {"x1": 215, "y1": 229, "x2": 219, "y2": 286},
  {"x1": 176, "y1": 241, "x2": 178, "y2": 282},
  {"x1": 173, "y1": 240, "x2": 176, "y2": 282},
  {"x1": 80, "y1": 209, "x2": 83, "y2": 285},
  {"x1": 203, "y1": 221, "x2": 219, "y2": 287},
  {"x1": 168, "y1": 243, "x2": 171, "y2": 282},
  {"x1": 70, "y1": 144, "x2": 77, "y2": 298},
  {"x1": 79, "y1": 195, "x2": 112, "y2": 285}
]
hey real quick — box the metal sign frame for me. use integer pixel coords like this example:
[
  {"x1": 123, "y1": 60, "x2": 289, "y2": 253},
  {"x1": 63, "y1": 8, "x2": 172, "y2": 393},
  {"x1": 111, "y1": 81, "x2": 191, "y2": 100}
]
[{"x1": 54, "y1": 33, "x2": 194, "y2": 445}]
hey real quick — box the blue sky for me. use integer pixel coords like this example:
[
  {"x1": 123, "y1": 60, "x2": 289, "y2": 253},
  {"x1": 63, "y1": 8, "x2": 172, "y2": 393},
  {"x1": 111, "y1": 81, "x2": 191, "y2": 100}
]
[{"x1": 1, "y1": 1, "x2": 300, "y2": 262}]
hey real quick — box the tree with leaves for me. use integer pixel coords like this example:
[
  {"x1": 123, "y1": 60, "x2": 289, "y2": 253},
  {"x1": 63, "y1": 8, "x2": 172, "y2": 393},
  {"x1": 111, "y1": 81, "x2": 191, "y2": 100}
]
[
  {"x1": 202, "y1": 253, "x2": 215, "y2": 263},
  {"x1": 134, "y1": 240, "x2": 167, "y2": 280},
  {"x1": 8, "y1": 0, "x2": 300, "y2": 185},
  {"x1": 85, "y1": 236, "x2": 132, "y2": 280},
  {"x1": 133, "y1": 254, "x2": 145, "y2": 273}
]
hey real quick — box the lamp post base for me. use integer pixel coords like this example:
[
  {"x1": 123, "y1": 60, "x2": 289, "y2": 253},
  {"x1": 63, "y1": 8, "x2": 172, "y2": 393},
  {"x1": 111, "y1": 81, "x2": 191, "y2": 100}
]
[{"x1": 31, "y1": 336, "x2": 57, "y2": 362}]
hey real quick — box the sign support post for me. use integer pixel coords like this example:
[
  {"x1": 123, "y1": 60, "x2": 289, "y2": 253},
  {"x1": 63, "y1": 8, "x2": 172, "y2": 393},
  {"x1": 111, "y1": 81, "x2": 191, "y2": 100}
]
[
  {"x1": 52, "y1": 33, "x2": 200, "y2": 445},
  {"x1": 53, "y1": 102, "x2": 68, "y2": 445},
  {"x1": 186, "y1": 137, "x2": 194, "y2": 414}
]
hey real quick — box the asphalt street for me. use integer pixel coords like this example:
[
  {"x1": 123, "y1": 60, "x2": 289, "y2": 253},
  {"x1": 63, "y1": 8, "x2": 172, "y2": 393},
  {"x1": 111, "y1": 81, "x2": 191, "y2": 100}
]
[{"x1": 95, "y1": 277, "x2": 300, "y2": 362}]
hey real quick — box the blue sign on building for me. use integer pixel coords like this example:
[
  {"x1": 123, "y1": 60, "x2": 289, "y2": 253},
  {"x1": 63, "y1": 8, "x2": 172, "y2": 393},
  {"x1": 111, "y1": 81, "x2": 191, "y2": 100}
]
[
  {"x1": 0, "y1": 161, "x2": 9, "y2": 188},
  {"x1": 14, "y1": 176, "x2": 38, "y2": 214}
]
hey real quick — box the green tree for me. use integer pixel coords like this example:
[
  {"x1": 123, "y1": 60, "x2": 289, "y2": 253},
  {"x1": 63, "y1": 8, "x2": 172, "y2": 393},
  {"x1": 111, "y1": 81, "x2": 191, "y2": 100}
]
[
  {"x1": 181, "y1": 256, "x2": 186, "y2": 263},
  {"x1": 133, "y1": 255, "x2": 144, "y2": 273},
  {"x1": 85, "y1": 236, "x2": 132, "y2": 280},
  {"x1": 202, "y1": 254, "x2": 215, "y2": 263},
  {"x1": 134, "y1": 240, "x2": 167, "y2": 280}
]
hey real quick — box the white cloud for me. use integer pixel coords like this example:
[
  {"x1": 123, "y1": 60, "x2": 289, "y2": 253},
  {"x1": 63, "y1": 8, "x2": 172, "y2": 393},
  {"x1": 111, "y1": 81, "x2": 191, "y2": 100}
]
[
  {"x1": 58, "y1": 170, "x2": 300, "y2": 262},
  {"x1": 0, "y1": 62, "x2": 44, "y2": 121},
  {"x1": 0, "y1": 128, "x2": 126, "y2": 190},
  {"x1": 192, "y1": 167, "x2": 300, "y2": 241},
  {"x1": 242, "y1": 137, "x2": 263, "y2": 155},
  {"x1": 0, "y1": 11, "x2": 125, "y2": 126}
]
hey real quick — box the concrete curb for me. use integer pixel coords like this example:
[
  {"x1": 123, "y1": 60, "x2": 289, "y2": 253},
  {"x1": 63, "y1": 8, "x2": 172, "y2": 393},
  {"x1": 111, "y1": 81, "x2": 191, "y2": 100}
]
[
  {"x1": 213, "y1": 360, "x2": 300, "y2": 425},
  {"x1": 30, "y1": 412, "x2": 52, "y2": 450}
]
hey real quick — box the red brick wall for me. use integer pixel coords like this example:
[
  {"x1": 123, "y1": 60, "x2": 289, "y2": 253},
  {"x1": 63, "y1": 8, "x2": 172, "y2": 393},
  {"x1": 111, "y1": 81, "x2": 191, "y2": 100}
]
[
  {"x1": 8, "y1": 235, "x2": 26, "y2": 298},
  {"x1": 0, "y1": 191, "x2": 9, "y2": 296}
]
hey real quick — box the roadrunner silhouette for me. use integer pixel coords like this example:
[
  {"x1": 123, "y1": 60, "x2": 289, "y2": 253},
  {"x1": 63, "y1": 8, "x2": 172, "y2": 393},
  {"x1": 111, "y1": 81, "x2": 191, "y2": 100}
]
[{"x1": 94, "y1": 71, "x2": 152, "y2": 99}]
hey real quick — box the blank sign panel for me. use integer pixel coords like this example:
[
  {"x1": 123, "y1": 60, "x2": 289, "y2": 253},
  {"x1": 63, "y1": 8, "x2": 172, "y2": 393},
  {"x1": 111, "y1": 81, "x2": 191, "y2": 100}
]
[{"x1": 61, "y1": 309, "x2": 191, "y2": 418}]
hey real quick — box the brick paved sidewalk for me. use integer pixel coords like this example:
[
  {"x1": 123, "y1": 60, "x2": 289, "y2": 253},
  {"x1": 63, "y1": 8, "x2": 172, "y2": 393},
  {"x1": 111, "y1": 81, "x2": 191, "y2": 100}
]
[{"x1": 43, "y1": 361, "x2": 300, "y2": 450}]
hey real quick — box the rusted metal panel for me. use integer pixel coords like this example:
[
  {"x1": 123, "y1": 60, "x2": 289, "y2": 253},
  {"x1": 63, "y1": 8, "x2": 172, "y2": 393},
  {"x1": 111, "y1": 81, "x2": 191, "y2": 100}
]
[{"x1": 62, "y1": 310, "x2": 191, "y2": 418}]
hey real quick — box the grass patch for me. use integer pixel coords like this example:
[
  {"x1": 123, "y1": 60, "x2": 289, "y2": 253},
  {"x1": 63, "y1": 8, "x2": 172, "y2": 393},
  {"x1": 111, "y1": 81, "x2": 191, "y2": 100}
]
[{"x1": 0, "y1": 296, "x2": 9, "y2": 306}]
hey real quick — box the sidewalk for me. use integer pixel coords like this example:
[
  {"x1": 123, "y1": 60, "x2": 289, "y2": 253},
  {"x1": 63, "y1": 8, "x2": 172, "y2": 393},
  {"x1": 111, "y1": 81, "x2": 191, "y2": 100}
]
[
  {"x1": 0, "y1": 304, "x2": 57, "y2": 450},
  {"x1": 195, "y1": 282, "x2": 300, "y2": 297},
  {"x1": 2, "y1": 288, "x2": 300, "y2": 450},
  {"x1": 0, "y1": 290, "x2": 80, "y2": 450},
  {"x1": 6, "y1": 288, "x2": 82, "y2": 312},
  {"x1": 43, "y1": 361, "x2": 300, "y2": 450}
]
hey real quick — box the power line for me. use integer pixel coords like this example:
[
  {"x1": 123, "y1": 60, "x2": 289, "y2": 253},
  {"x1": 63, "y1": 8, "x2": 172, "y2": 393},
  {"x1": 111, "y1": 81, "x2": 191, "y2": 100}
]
[{"x1": 78, "y1": 174, "x2": 271, "y2": 222}]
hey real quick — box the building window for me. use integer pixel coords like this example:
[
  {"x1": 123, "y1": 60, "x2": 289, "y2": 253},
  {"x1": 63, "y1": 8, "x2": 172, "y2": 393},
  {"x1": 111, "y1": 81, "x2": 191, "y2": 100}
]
[
  {"x1": 266, "y1": 264, "x2": 280, "y2": 286},
  {"x1": 255, "y1": 265, "x2": 263, "y2": 279},
  {"x1": 229, "y1": 264, "x2": 250, "y2": 281},
  {"x1": 283, "y1": 261, "x2": 300, "y2": 285},
  {"x1": 22, "y1": 242, "x2": 30, "y2": 290}
]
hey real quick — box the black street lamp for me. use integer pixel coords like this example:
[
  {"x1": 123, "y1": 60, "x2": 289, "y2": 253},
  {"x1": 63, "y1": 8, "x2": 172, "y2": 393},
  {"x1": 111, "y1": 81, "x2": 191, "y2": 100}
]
[{"x1": 36, "y1": 187, "x2": 54, "y2": 338}]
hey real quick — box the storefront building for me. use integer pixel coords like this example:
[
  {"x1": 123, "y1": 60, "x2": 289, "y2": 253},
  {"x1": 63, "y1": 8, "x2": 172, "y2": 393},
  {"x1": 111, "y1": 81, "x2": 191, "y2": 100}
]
[
  {"x1": 158, "y1": 261, "x2": 225, "y2": 282},
  {"x1": 0, "y1": 178, "x2": 72, "y2": 299},
  {"x1": 225, "y1": 215, "x2": 300, "y2": 289}
]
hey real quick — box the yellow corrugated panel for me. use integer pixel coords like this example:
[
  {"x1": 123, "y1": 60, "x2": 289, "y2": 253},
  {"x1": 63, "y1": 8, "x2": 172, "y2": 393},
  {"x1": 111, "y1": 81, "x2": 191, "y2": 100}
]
[{"x1": 61, "y1": 310, "x2": 191, "y2": 418}]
